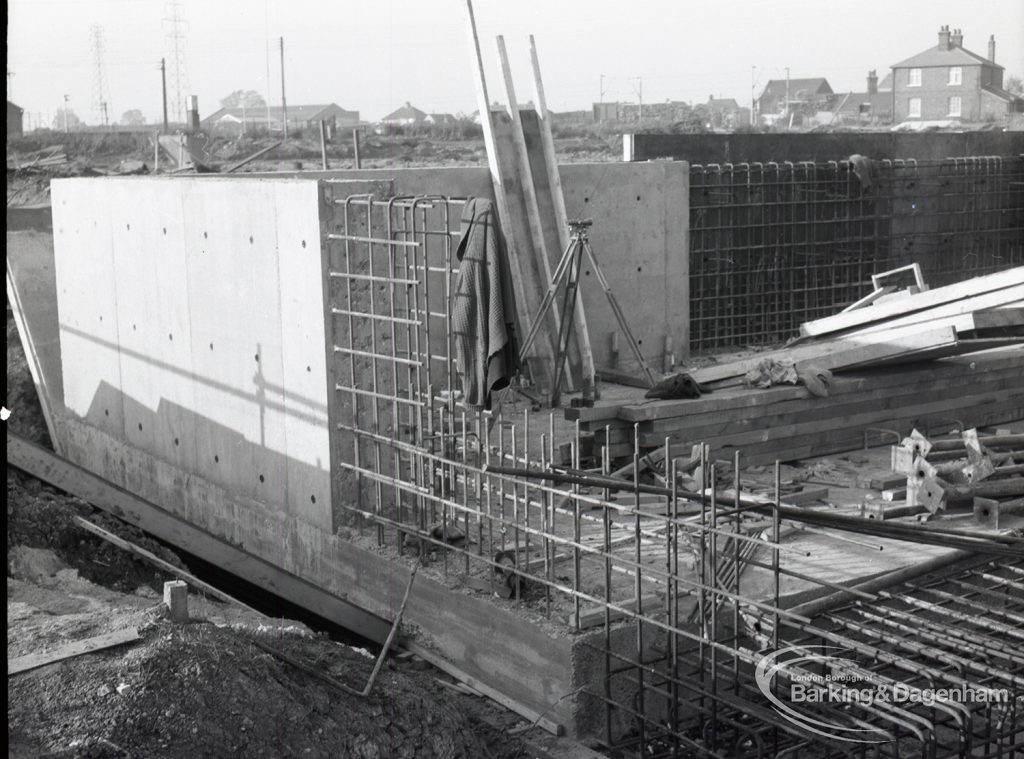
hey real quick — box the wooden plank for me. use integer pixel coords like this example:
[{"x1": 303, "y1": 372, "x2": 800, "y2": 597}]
[
  {"x1": 528, "y1": 34, "x2": 595, "y2": 395},
  {"x1": 8, "y1": 627, "x2": 141, "y2": 675},
  {"x1": 799, "y1": 267, "x2": 1024, "y2": 337},
  {"x1": 831, "y1": 283, "x2": 1024, "y2": 338},
  {"x1": 972, "y1": 306, "x2": 1024, "y2": 330},
  {"x1": 464, "y1": 1, "x2": 556, "y2": 393}
]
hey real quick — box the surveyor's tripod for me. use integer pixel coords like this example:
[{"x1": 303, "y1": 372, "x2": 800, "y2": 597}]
[{"x1": 516, "y1": 219, "x2": 656, "y2": 406}]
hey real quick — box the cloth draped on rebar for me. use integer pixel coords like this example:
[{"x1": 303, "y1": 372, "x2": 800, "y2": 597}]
[{"x1": 452, "y1": 197, "x2": 520, "y2": 409}]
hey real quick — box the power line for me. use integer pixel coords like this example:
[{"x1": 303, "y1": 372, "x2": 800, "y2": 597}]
[{"x1": 163, "y1": 0, "x2": 189, "y2": 124}]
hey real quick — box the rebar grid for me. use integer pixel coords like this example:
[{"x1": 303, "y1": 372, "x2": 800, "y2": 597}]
[
  {"x1": 324, "y1": 193, "x2": 1022, "y2": 758},
  {"x1": 689, "y1": 156, "x2": 1024, "y2": 353}
]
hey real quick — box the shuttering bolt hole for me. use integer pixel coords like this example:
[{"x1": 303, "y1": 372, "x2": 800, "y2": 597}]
[
  {"x1": 255, "y1": 354, "x2": 260, "y2": 362},
  {"x1": 209, "y1": 343, "x2": 214, "y2": 350},
  {"x1": 174, "y1": 438, "x2": 179, "y2": 446},
  {"x1": 137, "y1": 423, "x2": 143, "y2": 431},
  {"x1": 162, "y1": 227, "x2": 167, "y2": 235},
  {"x1": 169, "y1": 333, "x2": 173, "y2": 341},
  {"x1": 306, "y1": 365, "x2": 311, "y2": 372},
  {"x1": 204, "y1": 231, "x2": 208, "y2": 239},
  {"x1": 126, "y1": 224, "x2": 130, "y2": 230},
  {"x1": 249, "y1": 235, "x2": 254, "y2": 244},
  {"x1": 104, "y1": 409, "x2": 109, "y2": 417},
  {"x1": 214, "y1": 455, "x2": 219, "y2": 463},
  {"x1": 259, "y1": 474, "x2": 265, "y2": 483},
  {"x1": 301, "y1": 240, "x2": 307, "y2": 248},
  {"x1": 310, "y1": 495, "x2": 317, "y2": 504}
]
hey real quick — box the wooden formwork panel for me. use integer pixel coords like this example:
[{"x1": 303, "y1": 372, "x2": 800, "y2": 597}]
[{"x1": 51, "y1": 177, "x2": 332, "y2": 530}]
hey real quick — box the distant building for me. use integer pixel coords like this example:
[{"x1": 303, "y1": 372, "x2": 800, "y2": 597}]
[
  {"x1": 202, "y1": 103, "x2": 359, "y2": 134},
  {"x1": 591, "y1": 100, "x2": 691, "y2": 124},
  {"x1": 822, "y1": 71, "x2": 894, "y2": 125},
  {"x1": 8, "y1": 100, "x2": 24, "y2": 137},
  {"x1": 381, "y1": 102, "x2": 428, "y2": 126},
  {"x1": 890, "y1": 26, "x2": 1023, "y2": 123},
  {"x1": 705, "y1": 96, "x2": 750, "y2": 129},
  {"x1": 757, "y1": 78, "x2": 833, "y2": 123}
]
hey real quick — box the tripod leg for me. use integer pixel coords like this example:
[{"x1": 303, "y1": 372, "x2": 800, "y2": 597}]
[
  {"x1": 549, "y1": 241, "x2": 584, "y2": 406},
  {"x1": 583, "y1": 241, "x2": 657, "y2": 387},
  {"x1": 515, "y1": 236, "x2": 577, "y2": 365}
]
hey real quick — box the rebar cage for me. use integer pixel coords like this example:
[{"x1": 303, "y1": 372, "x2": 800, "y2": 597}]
[
  {"x1": 689, "y1": 156, "x2": 1024, "y2": 353},
  {"x1": 324, "y1": 190, "x2": 1022, "y2": 758}
]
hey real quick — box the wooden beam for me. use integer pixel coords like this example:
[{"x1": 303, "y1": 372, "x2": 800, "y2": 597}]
[
  {"x1": 529, "y1": 34, "x2": 595, "y2": 397},
  {"x1": 800, "y1": 268, "x2": 1024, "y2": 337},
  {"x1": 9, "y1": 627, "x2": 141, "y2": 675},
  {"x1": 464, "y1": 0, "x2": 556, "y2": 393}
]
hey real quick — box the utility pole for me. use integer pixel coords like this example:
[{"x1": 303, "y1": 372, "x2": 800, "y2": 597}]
[
  {"x1": 63, "y1": 94, "x2": 70, "y2": 133},
  {"x1": 160, "y1": 58, "x2": 169, "y2": 133},
  {"x1": 599, "y1": 74, "x2": 605, "y2": 104},
  {"x1": 751, "y1": 66, "x2": 756, "y2": 126},
  {"x1": 784, "y1": 66, "x2": 790, "y2": 127},
  {"x1": 634, "y1": 77, "x2": 643, "y2": 122},
  {"x1": 279, "y1": 36, "x2": 288, "y2": 140}
]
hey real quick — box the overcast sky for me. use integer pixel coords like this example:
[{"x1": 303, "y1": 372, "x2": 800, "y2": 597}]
[{"x1": 8, "y1": 0, "x2": 1024, "y2": 127}]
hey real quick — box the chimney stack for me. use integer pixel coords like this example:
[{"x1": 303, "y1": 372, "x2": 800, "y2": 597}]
[
  {"x1": 951, "y1": 28, "x2": 963, "y2": 47},
  {"x1": 867, "y1": 70, "x2": 878, "y2": 95},
  {"x1": 938, "y1": 25, "x2": 951, "y2": 50},
  {"x1": 988, "y1": 35, "x2": 996, "y2": 62}
]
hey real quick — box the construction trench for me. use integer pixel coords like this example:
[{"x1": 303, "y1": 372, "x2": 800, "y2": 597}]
[{"x1": 6, "y1": 39, "x2": 1024, "y2": 759}]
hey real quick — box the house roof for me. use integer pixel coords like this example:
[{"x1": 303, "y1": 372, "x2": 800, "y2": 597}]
[
  {"x1": 707, "y1": 97, "x2": 740, "y2": 110},
  {"x1": 892, "y1": 44, "x2": 1002, "y2": 70},
  {"x1": 759, "y1": 78, "x2": 833, "y2": 101},
  {"x1": 981, "y1": 84, "x2": 1022, "y2": 102},
  {"x1": 426, "y1": 113, "x2": 456, "y2": 123},
  {"x1": 878, "y1": 72, "x2": 893, "y2": 91},
  {"x1": 382, "y1": 102, "x2": 427, "y2": 122},
  {"x1": 202, "y1": 103, "x2": 356, "y2": 124},
  {"x1": 8, "y1": 100, "x2": 24, "y2": 113}
]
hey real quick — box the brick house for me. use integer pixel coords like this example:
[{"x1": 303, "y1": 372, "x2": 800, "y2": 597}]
[
  {"x1": 890, "y1": 26, "x2": 1023, "y2": 123},
  {"x1": 8, "y1": 100, "x2": 24, "y2": 137}
]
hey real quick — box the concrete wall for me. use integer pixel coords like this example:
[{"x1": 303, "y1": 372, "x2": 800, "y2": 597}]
[
  {"x1": 258, "y1": 162, "x2": 691, "y2": 369},
  {"x1": 50, "y1": 176, "x2": 334, "y2": 530},
  {"x1": 625, "y1": 131, "x2": 1024, "y2": 164}
]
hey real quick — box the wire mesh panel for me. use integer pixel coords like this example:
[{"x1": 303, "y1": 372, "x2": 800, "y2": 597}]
[
  {"x1": 689, "y1": 156, "x2": 1024, "y2": 353},
  {"x1": 321, "y1": 191, "x2": 1023, "y2": 757}
]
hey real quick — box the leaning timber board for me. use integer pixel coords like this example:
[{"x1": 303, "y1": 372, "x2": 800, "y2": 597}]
[{"x1": 799, "y1": 267, "x2": 1024, "y2": 337}]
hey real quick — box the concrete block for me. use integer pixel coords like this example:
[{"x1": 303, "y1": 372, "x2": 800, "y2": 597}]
[{"x1": 163, "y1": 580, "x2": 189, "y2": 622}]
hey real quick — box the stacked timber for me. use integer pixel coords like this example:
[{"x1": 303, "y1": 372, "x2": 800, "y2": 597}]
[{"x1": 569, "y1": 267, "x2": 1024, "y2": 466}]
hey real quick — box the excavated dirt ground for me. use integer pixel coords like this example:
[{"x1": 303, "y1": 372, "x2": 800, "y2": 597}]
[{"x1": 6, "y1": 311, "x2": 583, "y2": 758}]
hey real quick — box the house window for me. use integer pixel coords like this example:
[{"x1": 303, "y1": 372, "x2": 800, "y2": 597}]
[
  {"x1": 908, "y1": 68, "x2": 922, "y2": 87},
  {"x1": 948, "y1": 66, "x2": 962, "y2": 85},
  {"x1": 948, "y1": 96, "x2": 962, "y2": 117},
  {"x1": 908, "y1": 98, "x2": 922, "y2": 118}
]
